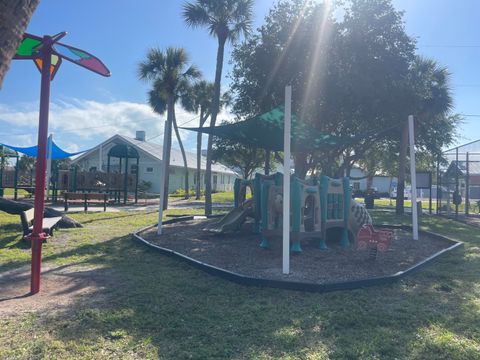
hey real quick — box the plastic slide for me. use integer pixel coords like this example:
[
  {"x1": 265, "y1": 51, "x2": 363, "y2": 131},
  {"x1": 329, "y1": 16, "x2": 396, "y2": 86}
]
[{"x1": 204, "y1": 206, "x2": 250, "y2": 233}]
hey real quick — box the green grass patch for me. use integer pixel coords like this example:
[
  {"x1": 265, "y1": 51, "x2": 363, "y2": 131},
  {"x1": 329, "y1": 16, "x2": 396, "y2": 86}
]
[
  {"x1": 0, "y1": 209, "x2": 479, "y2": 359},
  {"x1": 168, "y1": 191, "x2": 235, "y2": 203}
]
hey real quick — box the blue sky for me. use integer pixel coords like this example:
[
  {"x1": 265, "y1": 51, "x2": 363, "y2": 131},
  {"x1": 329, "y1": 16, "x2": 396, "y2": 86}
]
[{"x1": 0, "y1": 0, "x2": 479, "y2": 154}]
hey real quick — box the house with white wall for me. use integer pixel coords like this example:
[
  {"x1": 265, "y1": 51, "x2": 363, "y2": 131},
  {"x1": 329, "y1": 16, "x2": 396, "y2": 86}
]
[
  {"x1": 349, "y1": 167, "x2": 397, "y2": 194},
  {"x1": 72, "y1": 131, "x2": 238, "y2": 194}
]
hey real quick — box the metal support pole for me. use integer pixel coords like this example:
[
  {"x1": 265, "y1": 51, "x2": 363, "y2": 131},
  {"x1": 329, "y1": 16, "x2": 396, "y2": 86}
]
[
  {"x1": 283, "y1": 85, "x2": 292, "y2": 274},
  {"x1": 107, "y1": 155, "x2": 111, "y2": 199},
  {"x1": 436, "y1": 157, "x2": 440, "y2": 215},
  {"x1": 29, "y1": 39, "x2": 52, "y2": 294},
  {"x1": 429, "y1": 172, "x2": 432, "y2": 215},
  {"x1": 408, "y1": 115, "x2": 418, "y2": 240},
  {"x1": 123, "y1": 155, "x2": 128, "y2": 204},
  {"x1": 466, "y1": 152, "x2": 470, "y2": 216},
  {"x1": 14, "y1": 156, "x2": 19, "y2": 200},
  {"x1": 455, "y1": 147, "x2": 459, "y2": 219},
  {"x1": 119, "y1": 157, "x2": 122, "y2": 203}
]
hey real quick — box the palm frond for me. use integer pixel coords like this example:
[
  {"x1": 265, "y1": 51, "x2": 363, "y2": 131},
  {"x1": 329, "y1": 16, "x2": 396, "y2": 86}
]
[
  {"x1": 148, "y1": 87, "x2": 168, "y2": 115},
  {"x1": 183, "y1": 64, "x2": 202, "y2": 79},
  {"x1": 183, "y1": 2, "x2": 211, "y2": 28},
  {"x1": 137, "y1": 48, "x2": 165, "y2": 81}
]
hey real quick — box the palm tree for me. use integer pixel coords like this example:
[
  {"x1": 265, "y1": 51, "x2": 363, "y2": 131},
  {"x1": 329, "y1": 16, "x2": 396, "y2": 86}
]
[
  {"x1": 182, "y1": 80, "x2": 214, "y2": 199},
  {"x1": 138, "y1": 47, "x2": 200, "y2": 209},
  {"x1": 396, "y1": 57, "x2": 453, "y2": 214},
  {"x1": 183, "y1": 0, "x2": 253, "y2": 215},
  {"x1": 0, "y1": 0, "x2": 39, "y2": 88}
]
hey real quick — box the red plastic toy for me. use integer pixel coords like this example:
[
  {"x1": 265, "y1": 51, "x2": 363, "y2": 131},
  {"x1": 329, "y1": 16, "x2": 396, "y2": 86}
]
[{"x1": 356, "y1": 224, "x2": 393, "y2": 258}]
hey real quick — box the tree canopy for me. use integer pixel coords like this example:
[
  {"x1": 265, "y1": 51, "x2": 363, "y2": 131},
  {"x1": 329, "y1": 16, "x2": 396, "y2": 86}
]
[{"x1": 229, "y1": 0, "x2": 459, "y2": 179}]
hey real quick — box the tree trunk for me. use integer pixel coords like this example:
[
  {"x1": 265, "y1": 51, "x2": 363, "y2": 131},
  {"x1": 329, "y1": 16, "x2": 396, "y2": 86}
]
[
  {"x1": 396, "y1": 121, "x2": 409, "y2": 214},
  {"x1": 0, "y1": 0, "x2": 39, "y2": 88},
  {"x1": 196, "y1": 109, "x2": 206, "y2": 200},
  {"x1": 294, "y1": 152, "x2": 308, "y2": 179},
  {"x1": 162, "y1": 96, "x2": 174, "y2": 210},
  {"x1": 265, "y1": 150, "x2": 271, "y2": 175},
  {"x1": 0, "y1": 197, "x2": 82, "y2": 228},
  {"x1": 172, "y1": 108, "x2": 189, "y2": 199},
  {"x1": 366, "y1": 174, "x2": 374, "y2": 190},
  {"x1": 205, "y1": 35, "x2": 226, "y2": 216}
]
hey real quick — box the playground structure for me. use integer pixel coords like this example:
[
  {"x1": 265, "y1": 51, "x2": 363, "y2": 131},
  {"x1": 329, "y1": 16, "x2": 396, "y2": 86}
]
[
  {"x1": 55, "y1": 168, "x2": 138, "y2": 203},
  {"x1": 0, "y1": 145, "x2": 36, "y2": 199},
  {"x1": 206, "y1": 172, "x2": 372, "y2": 252},
  {"x1": 1, "y1": 167, "x2": 35, "y2": 198},
  {"x1": 0, "y1": 162, "x2": 138, "y2": 204}
]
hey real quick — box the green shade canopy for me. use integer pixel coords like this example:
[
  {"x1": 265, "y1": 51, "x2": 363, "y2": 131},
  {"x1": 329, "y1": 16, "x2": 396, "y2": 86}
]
[{"x1": 183, "y1": 107, "x2": 348, "y2": 152}]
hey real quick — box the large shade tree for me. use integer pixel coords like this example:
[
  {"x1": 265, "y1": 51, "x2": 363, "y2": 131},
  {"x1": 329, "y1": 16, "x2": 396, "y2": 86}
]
[
  {"x1": 395, "y1": 57, "x2": 455, "y2": 213},
  {"x1": 138, "y1": 47, "x2": 200, "y2": 208},
  {"x1": 230, "y1": 0, "x2": 459, "y2": 204},
  {"x1": 183, "y1": 0, "x2": 253, "y2": 215},
  {"x1": 231, "y1": 0, "x2": 417, "y2": 178},
  {"x1": 0, "y1": 0, "x2": 39, "y2": 88}
]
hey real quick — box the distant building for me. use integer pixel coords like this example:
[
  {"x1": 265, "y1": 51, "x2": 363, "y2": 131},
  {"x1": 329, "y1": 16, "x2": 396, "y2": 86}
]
[
  {"x1": 349, "y1": 167, "x2": 397, "y2": 194},
  {"x1": 445, "y1": 160, "x2": 480, "y2": 199},
  {"x1": 72, "y1": 132, "x2": 238, "y2": 194}
]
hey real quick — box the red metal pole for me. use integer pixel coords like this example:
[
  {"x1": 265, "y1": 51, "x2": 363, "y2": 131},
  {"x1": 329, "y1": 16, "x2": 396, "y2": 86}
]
[{"x1": 28, "y1": 37, "x2": 52, "y2": 295}]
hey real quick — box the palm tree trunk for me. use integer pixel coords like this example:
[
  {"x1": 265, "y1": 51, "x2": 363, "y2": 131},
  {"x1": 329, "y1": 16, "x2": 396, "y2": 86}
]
[
  {"x1": 172, "y1": 108, "x2": 189, "y2": 199},
  {"x1": 162, "y1": 96, "x2": 175, "y2": 210},
  {"x1": 196, "y1": 109, "x2": 206, "y2": 200},
  {"x1": 0, "y1": 0, "x2": 39, "y2": 88},
  {"x1": 396, "y1": 121, "x2": 409, "y2": 214},
  {"x1": 205, "y1": 36, "x2": 226, "y2": 216}
]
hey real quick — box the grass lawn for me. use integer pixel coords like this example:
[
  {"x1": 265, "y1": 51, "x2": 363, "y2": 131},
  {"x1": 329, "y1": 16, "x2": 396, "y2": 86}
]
[
  {"x1": 169, "y1": 191, "x2": 235, "y2": 203},
  {"x1": 0, "y1": 208, "x2": 479, "y2": 359}
]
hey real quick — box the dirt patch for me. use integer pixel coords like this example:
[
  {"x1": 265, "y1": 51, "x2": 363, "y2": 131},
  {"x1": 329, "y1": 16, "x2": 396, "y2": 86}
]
[
  {"x1": 141, "y1": 219, "x2": 454, "y2": 283},
  {"x1": 0, "y1": 264, "x2": 112, "y2": 317}
]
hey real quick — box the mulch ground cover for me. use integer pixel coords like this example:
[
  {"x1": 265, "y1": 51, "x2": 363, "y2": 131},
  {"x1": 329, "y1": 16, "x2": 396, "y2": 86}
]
[{"x1": 141, "y1": 218, "x2": 454, "y2": 284}]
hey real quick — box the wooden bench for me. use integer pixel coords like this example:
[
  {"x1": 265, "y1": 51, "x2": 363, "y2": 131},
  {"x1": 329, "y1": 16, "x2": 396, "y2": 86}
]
[
  {"x1": 21, "y1": 208, "x2": 62, "y2": 237},
  {"x1": 64, "y1": 192, "x2": 108, "y2": 212}
]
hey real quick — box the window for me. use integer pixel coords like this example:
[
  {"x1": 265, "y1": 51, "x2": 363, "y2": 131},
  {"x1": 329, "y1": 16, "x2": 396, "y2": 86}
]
[
  {"x1": 131, "y1": 164, "x2": 138, "y2": 175},
  {"x1": 146, "y1": 167, "x2": 154, "y2": 173},
  {"x1": 353, "y1": 182, "x2": 360, "y2": 190}
]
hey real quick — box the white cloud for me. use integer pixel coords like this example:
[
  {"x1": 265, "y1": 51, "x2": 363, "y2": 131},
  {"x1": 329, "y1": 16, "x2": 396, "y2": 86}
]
[{"x1": 0, "y1": 98, "x2": 235, "y2": 154}]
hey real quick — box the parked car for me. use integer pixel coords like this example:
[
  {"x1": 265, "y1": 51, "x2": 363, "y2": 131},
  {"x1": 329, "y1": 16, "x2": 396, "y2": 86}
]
[{"x1": 390, "y1": 185, "x2": 411, "y2": 199}]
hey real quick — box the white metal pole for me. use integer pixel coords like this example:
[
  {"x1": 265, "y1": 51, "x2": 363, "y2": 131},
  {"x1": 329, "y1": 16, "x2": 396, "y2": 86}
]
[
  {"x1": 408, "y1": 115, "x2": 419, "y2": 240},
  {"x1": 283, "y1": 85, "x2": 292, "y2": 274},
  {"x1": 157, "y1": 120, "x2": 169, "y2": 235},
  {"x1": 45, "y1": 134, "x2": 53, "y2": 201}
]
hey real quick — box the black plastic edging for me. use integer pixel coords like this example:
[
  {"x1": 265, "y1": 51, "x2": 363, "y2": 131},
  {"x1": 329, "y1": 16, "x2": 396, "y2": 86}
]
[{"x1": 133, "y1": 221, "x2": 464, "y2": 293}]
